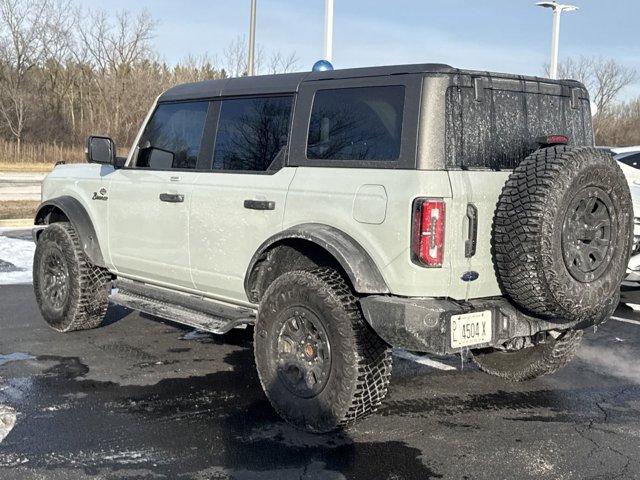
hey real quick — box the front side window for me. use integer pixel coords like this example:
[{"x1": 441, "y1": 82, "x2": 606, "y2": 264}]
[
  {"x1": 136, "y1": 101, "x2": 209, "y2": 170},
  {"x1": 213, "y1": 95, "x2": 293, "y2": 172},
  {"x1": 306, "y1": 85, "x2": 405, "y2": 161}
]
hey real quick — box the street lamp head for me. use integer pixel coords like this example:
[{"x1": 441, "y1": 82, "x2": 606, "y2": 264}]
[{"x1": 536, "y1": 1, "x2": 579, "y2": 12}]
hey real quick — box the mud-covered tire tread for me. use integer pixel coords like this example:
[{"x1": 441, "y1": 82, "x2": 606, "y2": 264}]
[
  {"x1": 472, "y1": 330, "x2": 583, "y2": 381},
  {"x1": 493, "y1": 146, "x2": 632, "y2": 322},
  {"x1": 33, "y1": 222, "x2": 111, "y2": 332},
  {"x1": 254, "y1": 267, "x2": 392, "y2": 432}
]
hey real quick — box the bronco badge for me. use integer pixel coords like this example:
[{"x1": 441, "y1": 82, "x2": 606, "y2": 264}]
[{"x1": 92, "y1": 187, "x2": 108, "y2": 201}]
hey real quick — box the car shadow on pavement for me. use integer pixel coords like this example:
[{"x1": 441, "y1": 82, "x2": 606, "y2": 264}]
[{"x1": 0, "y1": 321, "x2": 443, "y2": 479}]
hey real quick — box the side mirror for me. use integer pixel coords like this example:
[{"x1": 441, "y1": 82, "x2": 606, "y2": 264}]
[{"x1": 86, "y1": 135, "x2": 115, "y2": 165}]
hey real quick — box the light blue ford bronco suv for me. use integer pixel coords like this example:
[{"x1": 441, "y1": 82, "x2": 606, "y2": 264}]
[{"x1": 32, "y1": 64, "x2": 632, "y2": 432}]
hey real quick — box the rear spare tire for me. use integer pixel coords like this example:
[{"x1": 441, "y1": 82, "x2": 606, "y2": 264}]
[{"x1": 494, "y1": 146, "x2": 632, "y2": 323}]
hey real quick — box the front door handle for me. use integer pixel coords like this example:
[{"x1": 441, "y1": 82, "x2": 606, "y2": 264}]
[
  {"x1": 244, "y1": 199, "x2": 275, "y2": 211},
  {"x1": 159, "y1": 193, "x2": 185, "y2": 203}
]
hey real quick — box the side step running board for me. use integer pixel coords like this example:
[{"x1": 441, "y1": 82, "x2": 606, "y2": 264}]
[{"x1": 110, "y1": 280, "x2": 256, "y2": 335}]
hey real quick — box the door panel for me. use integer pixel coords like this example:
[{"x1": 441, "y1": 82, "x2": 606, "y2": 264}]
[
  {"x1": 189, "y1": 168, "x2": 296, "y2": 303},
  {"x1": 108, "y1": 169, "x2": 199, "y2": 288},
  {"x1": 188, "y1": 94, "x2": 296, "y2": 304}
]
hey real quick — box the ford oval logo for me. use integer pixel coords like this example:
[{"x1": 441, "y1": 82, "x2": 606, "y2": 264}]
[{"x1": 461, "y1": 271, "x2": 479, "y2": 282}]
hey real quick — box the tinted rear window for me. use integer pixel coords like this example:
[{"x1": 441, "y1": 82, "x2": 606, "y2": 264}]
[
  {"x1": 445, "y1": 84, "x2": 593, "y2": 169},
  {"x1": 213, "y1": 96, "x2": 293, "y2": 172},
  {"x1": 306, "y1": 86, "x2": 405, "y2": 161}
]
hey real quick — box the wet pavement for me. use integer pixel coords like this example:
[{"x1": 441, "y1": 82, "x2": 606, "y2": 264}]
[{"x1": 0, "y1": 284, "x2": 639, "y2": 479}]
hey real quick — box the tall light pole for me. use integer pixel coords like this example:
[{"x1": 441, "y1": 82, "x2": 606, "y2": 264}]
[
  {"x1": 247, "y1": 0, "x2": 257, "y2": 76},
  {"x1": 537, "y1": 1, "x2": 578, "y2": 79},
  {"x1": 323, "y1": 0, "x2": 334, "y2": 62}
]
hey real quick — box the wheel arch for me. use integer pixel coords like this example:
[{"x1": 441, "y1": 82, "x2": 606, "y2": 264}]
[
  {"x1": 244, "y1": 223, "x2": 389, "y2": 303},
  {"x1": 34, "y1": 196, "x2": 105, "y2": 267}
]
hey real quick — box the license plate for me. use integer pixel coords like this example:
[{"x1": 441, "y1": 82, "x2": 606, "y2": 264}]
[{"x1": 450, "y1": 310, "x2": 492, "y2": 349}]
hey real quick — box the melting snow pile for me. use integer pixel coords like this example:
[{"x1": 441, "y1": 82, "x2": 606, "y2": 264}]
[
  {"x1": 0, "y1": 232, "x2": 35, "y2": 285},
  {"x1": 0, "y1": 405, "x2": 16, "y2": 443}
]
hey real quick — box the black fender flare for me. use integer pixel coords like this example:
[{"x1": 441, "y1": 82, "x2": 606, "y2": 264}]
[
  {"x1": 244, "y1": 223, "x2": 389, "y2": 302},
  {"x1": 34, "y1": 196, "x2": 105, "y2": 267}
]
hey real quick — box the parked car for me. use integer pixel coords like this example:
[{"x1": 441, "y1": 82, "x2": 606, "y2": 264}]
[
  {"x1": 31, "y1": 64, "x2": 633, "y2": 432},
  {"x1": 610, "y1": 148, "x2": 640, "y2": 285}
]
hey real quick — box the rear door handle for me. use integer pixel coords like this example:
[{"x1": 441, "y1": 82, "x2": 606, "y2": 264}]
[
  {"x1": 244, "y1": 199, "x2": 275, "y2": 211},
  {"x1": 465, "y1": 203, "x2": 478, "y2": 258},
  {"x1": 159, "y1": 193, "x2": 185, "y2": 203}
]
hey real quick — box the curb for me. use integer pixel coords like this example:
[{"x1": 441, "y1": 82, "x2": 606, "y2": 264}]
[{"x1": 0, "y1": 218, "x2": 33, "y2": 228}]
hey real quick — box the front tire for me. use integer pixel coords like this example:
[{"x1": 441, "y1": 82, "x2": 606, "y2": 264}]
[
  {"x1": 472, "y1": 330, "x2": 583, "y2": 381},
  {"x1": 33, "y1": 222, "x2": 111, "y2": 332},
  {"x1": 254, "y1": 268, "x2": 392, "y2": 433}
]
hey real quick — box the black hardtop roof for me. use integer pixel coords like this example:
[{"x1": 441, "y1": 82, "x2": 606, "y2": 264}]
[{"x1": 158, "y1": 63, "x2": 584, "y2": 102}]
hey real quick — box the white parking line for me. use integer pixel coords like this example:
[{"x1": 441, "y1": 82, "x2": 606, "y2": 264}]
[
  {"x1": 394, "y1": 350, "x2": 457, "y2": 371},
  {"x1": 611, "y1": 316, "x2": 640, "y2": 326}
]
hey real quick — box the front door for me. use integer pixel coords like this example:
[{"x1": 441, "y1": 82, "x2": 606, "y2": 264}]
[{"x1": 108, "y1": 100, "x2": 211, "y2": 289}]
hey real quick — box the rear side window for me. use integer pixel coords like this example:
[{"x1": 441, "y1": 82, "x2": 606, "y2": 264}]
[
  {"x1": 136, "y1": 101, "x2": 209, "y2": 170},
  {"x1": 306, "y1": 86, "x2": 405, "y2": 161},
  {"x1": 213, "y1": 95, "x2": 293, "y2": 172}
]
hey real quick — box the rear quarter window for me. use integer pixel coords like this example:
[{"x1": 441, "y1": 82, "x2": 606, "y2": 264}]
[{"x1": 306, "y1": 85, "x2": 405, "y2": 162}]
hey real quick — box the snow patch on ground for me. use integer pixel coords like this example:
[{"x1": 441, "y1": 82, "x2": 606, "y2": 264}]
[
  {"x1": 181, "y1": 330, "x2": 213, "y2": 341},
  {"x1": 0, "y1": 234, "x2": 35, "y2": 284},
  {"x1": 0, "y1": 352, "x2": 35, "y2": 367},
  {"x1": 0, "y1": 405, "x2": 16, "y2": 444}
]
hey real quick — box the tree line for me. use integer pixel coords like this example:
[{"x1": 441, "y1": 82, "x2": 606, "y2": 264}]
[{"x1": 0, "y1": 0, "x2": 298, "y2": 156}]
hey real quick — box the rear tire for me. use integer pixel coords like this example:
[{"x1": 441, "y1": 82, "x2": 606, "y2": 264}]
[
  {"x1": 33, "y1": 222, "x2": 111, "y2": 332},
  {"x1": 493, "y1": 146, "x2": 632, "y2": 323},
  {"x1": 472, "y1": 330, "x2": 583, "y2": 381},
  {"x1": 254, "y1": 268, "x2": 392, "y2": 433}
]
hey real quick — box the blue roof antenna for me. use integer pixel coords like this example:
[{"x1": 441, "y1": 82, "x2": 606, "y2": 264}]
[{"x1": 312, "y1": 60, "x2": 334, "y2": 72}]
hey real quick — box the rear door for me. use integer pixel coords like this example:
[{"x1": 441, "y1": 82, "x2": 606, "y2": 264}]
[
  {"x1": 188, "y1": 95, "x2": 296, "y2": 304},
  {"x1": 107, "y1": 100, "x2": 212, "y2": 289}
]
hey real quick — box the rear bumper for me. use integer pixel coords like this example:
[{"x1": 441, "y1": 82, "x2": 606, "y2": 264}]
[{"x1": 360, "y1": 295, "x2": 603, "y2": 355}]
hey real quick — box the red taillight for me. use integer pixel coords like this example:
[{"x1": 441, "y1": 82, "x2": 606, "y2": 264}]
[{"x1": 412, "y1": 199, "x2": 445, "y2": 267}]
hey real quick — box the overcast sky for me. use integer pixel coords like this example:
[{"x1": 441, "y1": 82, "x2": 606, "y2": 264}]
[{"x1": 77, "y1": 0, "x2": 640, "y2": 99}]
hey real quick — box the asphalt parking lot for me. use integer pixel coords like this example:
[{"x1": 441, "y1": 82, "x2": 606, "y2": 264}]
[{"x1": 0, "y1": 229, "x2": 639, "y2": 479}]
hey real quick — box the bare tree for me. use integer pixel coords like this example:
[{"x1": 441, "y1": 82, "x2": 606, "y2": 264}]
[
  {"x1": 0, "y1": 0, "x2": 302, "y2": 165},
  {"x1": 223, "y1": 35, "x2": 265, "y2": 77},
  {"x1": 0, "y1": 0, "x2": 49, "y2": 149},
  {"x1": 553, "y1": 56, "x2": 637, "y2": 114},
  {"x1": 222, "y1": 34, "x2": 300, "y2": 77},
  {"x1": 267, "y1": 51, "x2": 299, "y2": 74}
]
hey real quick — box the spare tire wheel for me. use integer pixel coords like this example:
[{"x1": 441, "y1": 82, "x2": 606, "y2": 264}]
[{"x1": 493, "y1": 146, "x2": 633, "y2": 323}]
